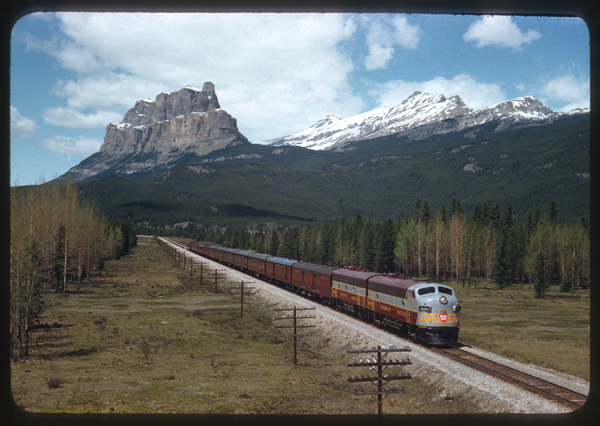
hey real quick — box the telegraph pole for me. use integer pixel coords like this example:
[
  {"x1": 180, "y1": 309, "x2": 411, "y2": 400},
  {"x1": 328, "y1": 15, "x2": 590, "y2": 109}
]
[
  {"x1": 225, "y1": 281, "x2": 257, "y2": 317},
  {"x1": 213, "y1": 268, "x2": 226, "y2": 294},
  {"x1": 273, "y1": 306, "x2": 316, "y2": 365},
  {"x1": 347, "y1": 346, "x2": 412, "y2": 415}
]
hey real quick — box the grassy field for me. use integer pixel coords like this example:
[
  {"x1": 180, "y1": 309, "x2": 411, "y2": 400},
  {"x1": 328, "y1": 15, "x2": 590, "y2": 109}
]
[
  {"x1": 454, "y1": 283, "x2": 590, "y2": 381},
  {"x1": 10, "y1": 237, "x2": 590, "y2": 414}
]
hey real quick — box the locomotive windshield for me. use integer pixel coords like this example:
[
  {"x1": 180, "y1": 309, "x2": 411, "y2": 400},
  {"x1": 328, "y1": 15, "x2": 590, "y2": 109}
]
[
  {"x1": 417, "y1": 286, "x2": 454, "y2": 296},
  {"x1": 438, "y1": 286, "x2": 453, "y2": 296},
  {"x1": 417, "y1": 286, "x2": 436, "y2": 295}
]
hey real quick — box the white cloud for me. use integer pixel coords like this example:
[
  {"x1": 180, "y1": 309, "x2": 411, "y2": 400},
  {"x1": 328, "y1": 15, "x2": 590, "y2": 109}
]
[
  {"x1": 52, "y1": 73, "x2": 166, "y2": 111},
  {"x1": 41, "y1": 135, "x2": 103, "y2": 156},
  {"x1": 10, "y1": 106, "x2": 38, "y2": 137},
  {"x1": 463, "y1": 16, "x2": 541, "y2": 49},
  {"x1": 540, "y1": 73, "x2": 590, "y2": 111},
  {"x1": 370, "y1": 73, "x2": 506, "y2": 111},
  {"x1": 37, "y1": 12, "x2": 364, "y2": 141},
  {"x1": 362, "y1": 15, "x2": 420, "y2": 70},
  {"x1": 42, "y1": 107, "x2": 122, "y2": 128}
]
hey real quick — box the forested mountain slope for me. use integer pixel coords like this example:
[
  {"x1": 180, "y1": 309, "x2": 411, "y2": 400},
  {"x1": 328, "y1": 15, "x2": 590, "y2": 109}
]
[{"x1": 73, "y1": 115, "x2": 589, "y2": 227}]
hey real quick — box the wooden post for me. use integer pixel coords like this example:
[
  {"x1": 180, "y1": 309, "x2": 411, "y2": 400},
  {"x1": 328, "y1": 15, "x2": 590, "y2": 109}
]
[
  {"x1": 240, "y1": 281, "x2": 244, "y2": 318},
  {"x1": 377, "y1": 346, "x2": 383, "y2": 415},
  {"x1": 293, "y1": 306, "x2": 297, "y2": 365}
]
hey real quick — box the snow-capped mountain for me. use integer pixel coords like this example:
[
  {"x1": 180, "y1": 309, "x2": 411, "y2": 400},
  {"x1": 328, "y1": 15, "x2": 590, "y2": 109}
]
[{"x1": 262, "y1": 91, "x2": 588, "y2": 151}]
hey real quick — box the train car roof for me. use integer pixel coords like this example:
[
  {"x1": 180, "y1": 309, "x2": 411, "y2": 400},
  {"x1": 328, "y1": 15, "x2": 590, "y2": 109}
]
[
  {"x1": 333, "y1": 267, "x2": 381, "y2": 281},
  {"x1": 266, "y1": 256, "x2": 298, "y2": 266},
  {"x1": 247, "y1": 252, "x2": 271, "y2": 261},
  {"x1": 220, "y1": 247, "x2": 251, "y2": 256},
  {"x1": 293, "y1": 262, "x2": 337, "y2": 275},
  {"x1": 368, "y1": 274, "x2": 429, "y2": 290}
]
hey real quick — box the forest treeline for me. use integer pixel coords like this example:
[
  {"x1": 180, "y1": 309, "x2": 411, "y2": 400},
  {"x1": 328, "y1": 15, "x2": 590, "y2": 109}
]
[
  {"x1": 189, "y1": 198, "x2": 589, "y2": 297},
  {"x1": 10, "y1": 181, "x2": 137, "y2": 361}
]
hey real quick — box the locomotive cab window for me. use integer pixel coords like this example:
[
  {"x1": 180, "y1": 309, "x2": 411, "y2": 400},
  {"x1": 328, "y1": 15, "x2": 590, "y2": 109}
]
[
  {"x1": 417, "y1": 286, "x2": 436, "y2": 296},
  {"x1": 438, "y1": 286, "x2": 453, "y2": 296}
]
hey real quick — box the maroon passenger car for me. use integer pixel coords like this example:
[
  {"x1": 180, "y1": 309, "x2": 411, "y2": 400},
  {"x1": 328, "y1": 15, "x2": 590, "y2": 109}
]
[{"x1": 291, "y1": 262, "x2": 337, "y2": 302}]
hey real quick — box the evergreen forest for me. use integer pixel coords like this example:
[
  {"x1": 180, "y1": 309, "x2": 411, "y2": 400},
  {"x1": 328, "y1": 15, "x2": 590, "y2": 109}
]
[{"x1": 189, "y1": 197, "x2": 590, "y2": 298}]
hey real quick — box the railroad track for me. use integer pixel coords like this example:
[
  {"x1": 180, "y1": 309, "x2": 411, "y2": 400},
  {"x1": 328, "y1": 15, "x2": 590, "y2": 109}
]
[
  {"x1": 433, "y1": 346, "x2": 587, "y2": 410},
  {"x1": 158, "y1": 237, "x2": 588, "y2": 411}
]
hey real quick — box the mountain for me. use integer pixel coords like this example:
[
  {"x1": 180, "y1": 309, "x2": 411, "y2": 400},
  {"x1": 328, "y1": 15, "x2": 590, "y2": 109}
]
[
  {"x1": 59, "y1": 82, "x2": 250, "y2": 183},
  {"x1": 72, "y1": 113, "x2": 590, "y2": 227},
  {"x1": 262, "y1": 91, "x2": 588, "y2": 151}
]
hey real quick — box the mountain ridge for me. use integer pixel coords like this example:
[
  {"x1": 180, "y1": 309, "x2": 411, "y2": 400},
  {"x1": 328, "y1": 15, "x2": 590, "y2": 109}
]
[
  {"x1": 58, "y1": 84, "x2": 589, "y2": 184},
  {"x1": 69, "y1": 114, "x2": 589, "y2": 227},
  {"x1": 262, "y1": 91, "x2": 588, "y2": 151}
]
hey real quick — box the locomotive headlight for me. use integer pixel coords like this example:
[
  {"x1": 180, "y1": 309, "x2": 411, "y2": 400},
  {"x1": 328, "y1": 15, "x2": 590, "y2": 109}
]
[
  {"x1": 453, "y1": 304, "x2": 461, "y2": 313},
  {"x1": 439, "y1": 296, "x2": 448, "y2": 305},
  {"x1": 419, "y1": 305, "x2": 432, "y2": 313}
]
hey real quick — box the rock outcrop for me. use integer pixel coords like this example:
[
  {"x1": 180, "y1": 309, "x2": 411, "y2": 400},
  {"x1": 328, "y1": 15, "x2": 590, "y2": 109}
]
[{"x1": 60, "y1": 83, "x2": 250, "y2": 182}]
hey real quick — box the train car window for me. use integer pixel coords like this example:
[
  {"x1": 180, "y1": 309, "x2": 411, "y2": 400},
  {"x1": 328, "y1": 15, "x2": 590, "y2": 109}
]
[
  {"x1": 438, "y1": 286, "x2": 453, "y2": 295},
  {"x1": 417, "y1": 286, "x2": 436, "y2": 296}
]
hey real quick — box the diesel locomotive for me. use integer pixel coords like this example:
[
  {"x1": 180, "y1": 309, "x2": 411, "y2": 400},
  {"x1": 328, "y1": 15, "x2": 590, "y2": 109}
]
[{"x1": 187, "y1": 241, "x2": 460, "y2": 345}]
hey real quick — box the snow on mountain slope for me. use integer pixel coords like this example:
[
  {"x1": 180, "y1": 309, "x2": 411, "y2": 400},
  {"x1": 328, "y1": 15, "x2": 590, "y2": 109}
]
[{"x1": 261, "y1": 91, "x2": 586, "y2": 151}]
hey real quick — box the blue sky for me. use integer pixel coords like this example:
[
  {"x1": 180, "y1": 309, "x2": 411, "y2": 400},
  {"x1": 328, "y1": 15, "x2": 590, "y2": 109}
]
[{"x1": 10, "y1": 12, "x2": 590, "y2": 186}]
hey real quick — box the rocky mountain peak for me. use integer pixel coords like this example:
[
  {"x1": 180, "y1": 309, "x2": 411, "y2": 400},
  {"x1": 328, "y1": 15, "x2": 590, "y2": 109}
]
[
  {"x1": 61, "y1": 83, "x2": 249, "y2": 182},
  {"x1": 118, "y1": 83, "x2": 220, "y2": 129}
]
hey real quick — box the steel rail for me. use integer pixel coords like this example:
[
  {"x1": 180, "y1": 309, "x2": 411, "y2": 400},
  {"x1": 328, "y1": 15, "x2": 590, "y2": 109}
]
[{"x1": 436, "y1": 346, "x2": 587, "y2": 410}]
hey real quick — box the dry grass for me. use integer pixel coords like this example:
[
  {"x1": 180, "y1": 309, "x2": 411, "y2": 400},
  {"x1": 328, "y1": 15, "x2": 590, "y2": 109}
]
[
  {"x1": 13, "y1": 237, "x2": 467, "y2": 415},
  {"x1": 10, "y1": 237, "x2": 589, "y2": 414},
  {"x1": 455, "y1": 283, "x2": 590, "y2": 381}
]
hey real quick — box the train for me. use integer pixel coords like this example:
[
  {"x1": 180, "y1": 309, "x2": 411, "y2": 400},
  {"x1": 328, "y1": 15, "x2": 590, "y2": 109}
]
[{"x1": 186, "y1": 240, "x2": 461, "y2": 345}]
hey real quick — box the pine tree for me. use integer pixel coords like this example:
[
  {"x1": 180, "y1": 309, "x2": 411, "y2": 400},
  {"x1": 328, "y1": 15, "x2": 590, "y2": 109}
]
[
  {"x1": 450, "y1": 198, "x2": 464, "y2": 218},
  {"x1": 488, "y1": 202, "x2": 501, "y2": 229},
  {"x1": 525, "y1": 208, "x2": 535, "y2": 232},
  {"x1": 548, "y1": 201, "x2": 558, "y2": 224},
  {"x1": 360, "y1": 219, "x2": 376, "y2": 270},
  {"x1": 317, "y1": 222, "x2": 334, "y2": 265},
  {"x1": 494, "y1": 231, "x2": 513, "y2": 288},
  {"x1": 505, "y1": 204, "x2": 514, "y2": 227},
  {"x1": 412, "y1": 197, "x2": 422, "y2": 223},
  {"x1": 375, "y1": 218, "x2": 396, "y2": 273},
  {"x1": 421, "y1": 201, "x2": 431, "y2": 226},
  {"x1": 266, "y1": 229, "x2": 277, "y2": 256}
]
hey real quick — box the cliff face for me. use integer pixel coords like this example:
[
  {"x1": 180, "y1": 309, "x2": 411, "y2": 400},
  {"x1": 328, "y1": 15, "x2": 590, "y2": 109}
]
[
  {"x1": 61, "y1": 83, "x2": 249, "y2": 182},
  {"x1": 100, "y1": 108, "x2": 240, "y2": 156}
]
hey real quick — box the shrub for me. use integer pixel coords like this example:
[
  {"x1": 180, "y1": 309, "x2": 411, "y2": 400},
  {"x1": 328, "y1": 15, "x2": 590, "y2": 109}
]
[{"x1": 46, "y1": 378, "x2": 63, "y2": 389}]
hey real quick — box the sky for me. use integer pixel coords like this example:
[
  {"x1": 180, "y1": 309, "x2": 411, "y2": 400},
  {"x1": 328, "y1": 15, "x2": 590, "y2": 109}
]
[{"x1": 9, "y1": 12, "x2": 590, "y2": 186}]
